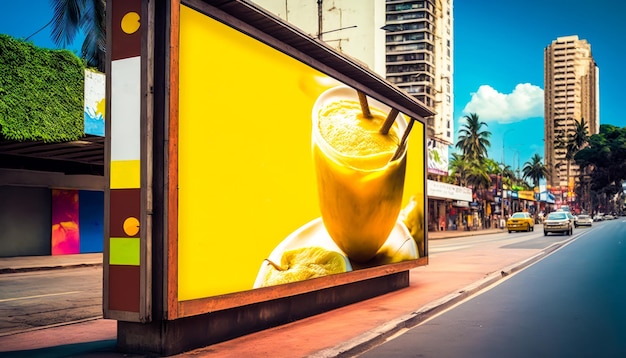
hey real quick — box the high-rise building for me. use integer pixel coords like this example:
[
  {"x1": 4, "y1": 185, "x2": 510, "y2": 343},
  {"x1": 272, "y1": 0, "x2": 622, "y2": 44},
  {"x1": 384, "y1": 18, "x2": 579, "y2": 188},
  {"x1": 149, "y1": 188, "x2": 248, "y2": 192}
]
[
  {"x1": 384, "y1": 0, "x2": 454, "y2": 146},
  {"x1": 544, "y1": 35, "x2": 599, "y2": 193}
]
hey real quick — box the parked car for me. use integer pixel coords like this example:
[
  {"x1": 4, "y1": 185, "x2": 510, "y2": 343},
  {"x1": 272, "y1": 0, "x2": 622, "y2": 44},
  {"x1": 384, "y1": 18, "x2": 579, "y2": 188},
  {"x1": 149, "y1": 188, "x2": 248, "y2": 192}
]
[
  {"x1": 507, "y1": 212, "x2": 534, "y2": 233},
  {"x1": 544, "y1": 211, "x2": 574, "y2": 236},
  {"x1": 593, "y1": 214, "x2": 604, "y2": 222},
  {"x1": 604, "y1": 214, "x2": 616, "y2": 220},
  {"x1": 574, "y1": 214, "x2": 593, "y2": 227}
]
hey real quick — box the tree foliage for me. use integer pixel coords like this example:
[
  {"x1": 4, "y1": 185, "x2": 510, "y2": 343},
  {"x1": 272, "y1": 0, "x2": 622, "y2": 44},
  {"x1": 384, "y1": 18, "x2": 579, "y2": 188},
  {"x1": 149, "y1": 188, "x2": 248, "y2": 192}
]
[
  {"x1": 522, "y1": 153, "x2": 549, "y2": 189},
  {"x1": 51, "y1": 0, "x2": 105, "y2": 72},
  {"x1": 0, "y1": 34, "x2": 85, "y2": 142},
  {"x1": 575, "y1": 124, "x2": 626, "y2": 198},
  {"x1": 455, "y1": 113, "x2": 491, "y2": 162}
]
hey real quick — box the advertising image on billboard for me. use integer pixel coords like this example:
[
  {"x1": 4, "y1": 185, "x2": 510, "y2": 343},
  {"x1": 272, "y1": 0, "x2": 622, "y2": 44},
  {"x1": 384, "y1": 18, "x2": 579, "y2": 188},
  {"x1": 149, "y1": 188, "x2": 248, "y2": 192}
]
[
  {"x1": 174, "y1": 4, "x2": 427, "y2": 305},
  {"x1": 427, "y1": 138, "x2": 449, "y2": 176}
]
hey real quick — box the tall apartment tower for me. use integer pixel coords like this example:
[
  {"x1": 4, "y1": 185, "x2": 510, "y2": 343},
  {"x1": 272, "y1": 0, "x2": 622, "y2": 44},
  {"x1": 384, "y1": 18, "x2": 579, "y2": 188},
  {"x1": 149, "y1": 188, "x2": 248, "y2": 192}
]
[
  {"x1": 384, "y1": 0, "x2": 454, "y2": 145},
  {"x1": 544, "y1": 35, "x2": 599, "y2": 191}
]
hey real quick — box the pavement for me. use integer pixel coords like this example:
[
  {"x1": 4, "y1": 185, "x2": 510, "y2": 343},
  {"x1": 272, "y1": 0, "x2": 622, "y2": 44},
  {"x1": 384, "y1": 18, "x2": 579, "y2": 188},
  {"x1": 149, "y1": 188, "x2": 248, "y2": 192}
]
[{"x1": 0, "y1": 226, "x2": 572, "y2": 357}]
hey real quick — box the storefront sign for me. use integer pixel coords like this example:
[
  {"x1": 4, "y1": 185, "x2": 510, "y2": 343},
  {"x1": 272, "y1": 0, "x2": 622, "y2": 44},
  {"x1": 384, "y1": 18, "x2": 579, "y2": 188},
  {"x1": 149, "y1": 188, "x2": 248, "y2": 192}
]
[
  {"x1": 453, "y1": 200, "x2": 469, "y2": 208},
  {"x1": 427, "y1": 180, "x2": 472, "y2": 202},
  {"x1": 518, "y1": 191, "x2": 535, "y2": 201},
  {"x1": 539, "y1": 191, "x2": 555, "y2": 204}
]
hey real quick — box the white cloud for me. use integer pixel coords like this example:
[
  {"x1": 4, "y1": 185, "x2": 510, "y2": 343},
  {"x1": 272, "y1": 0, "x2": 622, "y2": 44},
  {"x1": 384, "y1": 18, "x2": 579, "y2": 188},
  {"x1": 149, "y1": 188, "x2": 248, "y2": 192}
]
[{"x1": 462, "y1": 83, "x2": 544, "y2": 123}]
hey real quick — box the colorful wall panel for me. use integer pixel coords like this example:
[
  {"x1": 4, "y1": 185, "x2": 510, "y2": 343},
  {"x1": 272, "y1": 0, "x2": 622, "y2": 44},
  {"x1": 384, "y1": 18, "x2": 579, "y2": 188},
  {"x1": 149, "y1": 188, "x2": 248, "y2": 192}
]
[
  {"x1": 51, "y1": 189, "x2": 80, "y2": 255},
  {"x1": 79, "y1": 190, "x2": 104, "y2": 253},
  {"x1": 51, "y1": 189, "x2": 105, "y2": 255}
]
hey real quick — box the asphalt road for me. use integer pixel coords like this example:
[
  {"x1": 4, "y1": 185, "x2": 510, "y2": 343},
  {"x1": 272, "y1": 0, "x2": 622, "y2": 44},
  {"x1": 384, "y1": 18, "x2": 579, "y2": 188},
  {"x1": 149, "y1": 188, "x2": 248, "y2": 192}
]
[
  {"x1": 0, "y1": 266, "x2": 102, "y2": 336},
  {"x1": 360, "y1": 219, "x2": 626, "y2": 358}
]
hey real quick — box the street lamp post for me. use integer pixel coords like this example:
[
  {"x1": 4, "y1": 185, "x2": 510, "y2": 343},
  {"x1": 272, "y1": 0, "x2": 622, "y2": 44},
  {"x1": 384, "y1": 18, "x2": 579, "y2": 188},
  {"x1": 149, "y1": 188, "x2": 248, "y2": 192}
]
[
  {"x1": 498, "y1": 163, "x2": 507, "y2": 217},
  {"x1": 500, "y1": 129, "x2": 515, "y2": 217},
  {"x1": 502, "y1": 129, "x2": 515, "y2": 167}
]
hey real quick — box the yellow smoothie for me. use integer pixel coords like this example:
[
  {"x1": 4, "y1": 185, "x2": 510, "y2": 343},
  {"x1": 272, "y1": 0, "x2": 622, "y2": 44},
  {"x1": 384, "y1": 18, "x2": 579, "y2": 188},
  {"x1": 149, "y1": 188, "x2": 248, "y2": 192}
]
[{"x1": 313, "y1": 99, "x2": 406, "y2": 263}]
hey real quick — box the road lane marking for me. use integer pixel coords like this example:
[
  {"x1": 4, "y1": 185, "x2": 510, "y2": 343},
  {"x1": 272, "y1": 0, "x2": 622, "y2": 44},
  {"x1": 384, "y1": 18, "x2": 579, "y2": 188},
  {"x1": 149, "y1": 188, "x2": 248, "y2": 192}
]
[
  {"x1": 0, "y1": 291, "x2": 81, "y2": 303},
  {"x1": 430, "y1": 245, "x2": 472, "y2": 253}
]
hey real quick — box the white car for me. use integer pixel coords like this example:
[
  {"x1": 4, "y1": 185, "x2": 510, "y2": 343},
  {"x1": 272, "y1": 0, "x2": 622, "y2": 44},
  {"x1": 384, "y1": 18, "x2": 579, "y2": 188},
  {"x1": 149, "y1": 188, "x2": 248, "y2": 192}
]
[
  {"x1": 544, "y1": 212, "x2": 574, "y2": 236},
  {"x1": 574, "y1": 214, "x2": 593, "y2": 227}
]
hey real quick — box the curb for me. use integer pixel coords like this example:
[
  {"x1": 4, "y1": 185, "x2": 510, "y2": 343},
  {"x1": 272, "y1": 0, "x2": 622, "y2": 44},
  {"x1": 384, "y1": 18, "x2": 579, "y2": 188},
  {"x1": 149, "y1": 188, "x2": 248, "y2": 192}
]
[
  {"x1": 428, "y1": 229, "x2": 507, "y2": 240},
  {"x1": 309, "y1": 236, "x2": 577, "y2": 358},
  {"x1": 0, "y1": 262, "x2": 102, "y2": 275}
]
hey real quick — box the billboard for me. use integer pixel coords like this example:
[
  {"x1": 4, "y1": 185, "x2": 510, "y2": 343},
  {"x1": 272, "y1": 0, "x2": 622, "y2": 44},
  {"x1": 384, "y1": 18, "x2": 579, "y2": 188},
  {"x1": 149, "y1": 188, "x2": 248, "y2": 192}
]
[
  {"x1": 427, "y1": 138, "x2": 449, "y2": 175},
  {"x1": 176, "y1": 5, "x2": 426, "y2": 302},
  {"x1": 84, "y1": 69, "x2": 106, "y2": 136}
]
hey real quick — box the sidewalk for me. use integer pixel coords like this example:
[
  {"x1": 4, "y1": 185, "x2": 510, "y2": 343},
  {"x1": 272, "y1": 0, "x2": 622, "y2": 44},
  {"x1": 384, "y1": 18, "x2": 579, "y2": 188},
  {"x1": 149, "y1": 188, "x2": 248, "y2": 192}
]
[{"x1": 0, "y1": 227, "x2": 567, "y2": 357}]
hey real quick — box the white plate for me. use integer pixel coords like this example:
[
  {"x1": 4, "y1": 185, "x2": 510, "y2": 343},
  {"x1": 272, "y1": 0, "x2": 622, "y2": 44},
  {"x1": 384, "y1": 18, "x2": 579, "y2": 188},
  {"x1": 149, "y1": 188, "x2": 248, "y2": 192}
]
[{"x1": 253, "y1": 218, "x2": 418, "y2": 288}]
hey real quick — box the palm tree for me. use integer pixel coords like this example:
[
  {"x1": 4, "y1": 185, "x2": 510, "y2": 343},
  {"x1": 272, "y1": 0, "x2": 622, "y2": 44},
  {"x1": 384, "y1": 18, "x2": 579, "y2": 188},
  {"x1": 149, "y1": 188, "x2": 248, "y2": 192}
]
[
  {"x1": 448, "y1": 152, "x2": 470, "y2": 187},
  {"x1": 501, "y1": 164, "x2": 515, "y2": 187},
  {"x1": 466, "y1": 158, "x2": 492, "y2": 191},
  {"x1": 50, "y1": 0, "x2": 106, "y2": 71},
  {"x1": 522, "y1": 154, "x2": 549, "y2": 222},
  {"x1": 455, "y1": 113, "x2": 492, "y2": 162},
  {"x1": 571, "y1": 117, "x2": 590, "y2": 151},
  {"x1": 483, "y1": 158, "x2": 501, "y2": 175}
]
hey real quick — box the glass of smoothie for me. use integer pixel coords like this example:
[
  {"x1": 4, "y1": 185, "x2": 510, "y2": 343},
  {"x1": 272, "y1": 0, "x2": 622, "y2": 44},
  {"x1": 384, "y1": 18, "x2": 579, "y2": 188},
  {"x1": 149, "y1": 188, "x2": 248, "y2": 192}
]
[{"x1": 311, "y1": 86, "x2": 407, "y2": 263}]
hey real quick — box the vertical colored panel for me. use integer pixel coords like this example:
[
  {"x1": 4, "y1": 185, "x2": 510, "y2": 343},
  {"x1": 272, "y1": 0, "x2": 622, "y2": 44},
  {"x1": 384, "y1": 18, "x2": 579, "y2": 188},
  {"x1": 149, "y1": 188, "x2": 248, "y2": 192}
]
[
  {"x1": 107, "y1": 0, "x2": 143, "y2": 318},
  {"x1": 51, "y1": 189, "x2": 80, "y2": 255},
  {"x1": 109, "y1": 265, "x2": 141, "y2": 312},
  {"x1": 79, "y1": 190, "x2": 104, "y2": 253}
]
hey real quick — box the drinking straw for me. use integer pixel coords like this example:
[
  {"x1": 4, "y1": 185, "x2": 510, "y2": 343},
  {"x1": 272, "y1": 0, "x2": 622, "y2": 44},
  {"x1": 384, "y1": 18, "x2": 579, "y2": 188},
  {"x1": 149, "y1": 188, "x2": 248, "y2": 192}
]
[
  {"x1": 379, "y1": 108, "x2": 399, "y2": 135},
  {"x1": 391, "y1": 117, "x2": 415, "y2": 161},
  {"x1": 357, "y1": 91, "x2": 373, "y2": 119}
]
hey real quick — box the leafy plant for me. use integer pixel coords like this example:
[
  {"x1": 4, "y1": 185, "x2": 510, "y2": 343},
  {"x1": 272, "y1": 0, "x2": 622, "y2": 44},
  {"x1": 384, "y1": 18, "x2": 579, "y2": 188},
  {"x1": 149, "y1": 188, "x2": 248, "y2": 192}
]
[{"x1": 0, "y1": 34, "x2": 85, "y2": 142}]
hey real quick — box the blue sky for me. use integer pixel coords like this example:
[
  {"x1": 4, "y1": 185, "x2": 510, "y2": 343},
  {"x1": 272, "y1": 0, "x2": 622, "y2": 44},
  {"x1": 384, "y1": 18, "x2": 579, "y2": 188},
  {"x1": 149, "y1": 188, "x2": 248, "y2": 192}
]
[
  {"x1": 0, "y1": 2, "x2": 83, "y2": 54},
  {"x1": 454, "y1": 0, "x2": 626, "y2": 171},
  {"x1": 2, "y1": 1, "x2": 624, "y2": 172}
]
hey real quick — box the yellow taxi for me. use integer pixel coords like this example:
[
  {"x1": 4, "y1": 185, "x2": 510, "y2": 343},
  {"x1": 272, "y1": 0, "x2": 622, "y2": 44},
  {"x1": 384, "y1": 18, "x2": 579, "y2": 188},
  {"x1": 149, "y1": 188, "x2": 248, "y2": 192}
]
[{"x1": 506, "y1": 212, "x2": 534, "y2": 233}]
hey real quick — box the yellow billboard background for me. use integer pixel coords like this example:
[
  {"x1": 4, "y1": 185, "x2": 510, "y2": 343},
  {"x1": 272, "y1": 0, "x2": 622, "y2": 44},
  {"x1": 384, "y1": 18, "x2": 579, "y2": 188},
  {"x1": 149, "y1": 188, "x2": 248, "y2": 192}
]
[{"x1": 178, "y1": 5, "x2": 424, "y2": 300}]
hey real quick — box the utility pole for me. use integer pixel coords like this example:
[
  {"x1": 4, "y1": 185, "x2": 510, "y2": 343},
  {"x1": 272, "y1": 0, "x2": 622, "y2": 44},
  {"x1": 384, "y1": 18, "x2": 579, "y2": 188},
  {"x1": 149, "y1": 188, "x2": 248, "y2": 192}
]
[{"x1": 317, "y1": 0, "x2": 323, "y2": 39}]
